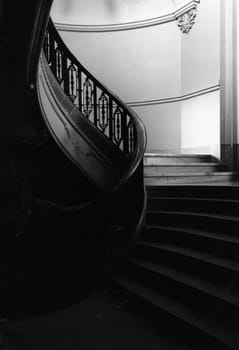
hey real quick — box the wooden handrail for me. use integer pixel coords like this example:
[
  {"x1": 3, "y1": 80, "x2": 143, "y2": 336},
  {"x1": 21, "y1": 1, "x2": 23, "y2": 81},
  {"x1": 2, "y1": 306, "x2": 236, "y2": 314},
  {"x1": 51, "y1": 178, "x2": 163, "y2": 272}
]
[
  {"x1": 37, "y1": 15, "x2": 147, "y2": 261},
  {"x1": 43, "y1": 19, "x2": 146, "y2": 191}
]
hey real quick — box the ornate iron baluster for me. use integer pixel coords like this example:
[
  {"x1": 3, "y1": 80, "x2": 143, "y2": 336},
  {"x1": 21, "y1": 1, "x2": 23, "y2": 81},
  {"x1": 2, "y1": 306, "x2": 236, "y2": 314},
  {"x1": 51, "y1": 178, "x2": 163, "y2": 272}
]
[
  {"x1": 62, "y1": 54, "x2": 69, "y2": 96},
  {"x1": 68, "y1": 63, "x2": 77, "y2": 104},
  {"x1": 43, "y1": 30, "x2": 50, "y2": 64},
  {"x1": 83, "y1": 77, "x2": 93, "y2": 118},
  {"x1": 93, "y1": 84, "x2": 97, "y2": 126},
  {"x1": 113, "y1": 106, "x2": 123, "y2": 147},
  {"x1": 49, "y1": 38, "x2": 56, "y2": 76},
  {"x1": 109, "y1": 98, "x2": 113, "y2": 141},
  {"x1": 128, "y1": 120, "x2": 135, "y2": 155},
  {"x1": 55, "y1": 46, "x2": 63, "y2": 84},
  {"x1": 122, "y1": 110, "x2": 128, "y2": 154},
  {"x1": 98, "y1": 93, "x2": 109, "y2": 133},
  {"x1": 78, "y1": 70, "x2": 82, "y2": 112}
]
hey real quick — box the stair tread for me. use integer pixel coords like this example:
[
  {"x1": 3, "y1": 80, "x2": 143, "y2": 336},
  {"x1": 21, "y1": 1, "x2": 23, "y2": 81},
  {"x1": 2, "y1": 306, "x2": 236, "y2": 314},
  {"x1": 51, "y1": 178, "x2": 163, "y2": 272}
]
[
  {"x1": 128, "y1": 257, "x2": 239, "y2": 306},
  {"x1": 148, "y1": 209, "x2": 239, "y2": 222},
  {"x1": 148, "y1": 196, "x2": 239, "y2": 204},
  {"x1": 137, "y1": 241, "x2": 239, "y2": 272},
  {"x1": 144, "y1": 163, "x2": 222, "y2": 167},
  {"x1": 146, "y1": 224, "x2": 239, "y2": 245},
  {"x1": 114, "y1": 274, "x2": 235, "y2": 347},
  {"x1": 145, "y1": 172, "x2": 235, "y2": 177},
  {"x1": 146, "y1": 184, "x2": 239, "y2": 190},
  {"x1": 147, "y1": 184, "x2": 239, "y2": 187},
  {"x1": 144, "y1": 153, "x2": 214, "y2": 158}
]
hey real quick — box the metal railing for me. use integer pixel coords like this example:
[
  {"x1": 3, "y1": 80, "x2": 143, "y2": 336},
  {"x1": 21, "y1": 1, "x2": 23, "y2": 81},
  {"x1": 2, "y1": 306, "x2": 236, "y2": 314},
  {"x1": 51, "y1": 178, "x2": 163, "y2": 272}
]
[{"x1": 43, "y1": 19, "x2": 138, "y2": 157}]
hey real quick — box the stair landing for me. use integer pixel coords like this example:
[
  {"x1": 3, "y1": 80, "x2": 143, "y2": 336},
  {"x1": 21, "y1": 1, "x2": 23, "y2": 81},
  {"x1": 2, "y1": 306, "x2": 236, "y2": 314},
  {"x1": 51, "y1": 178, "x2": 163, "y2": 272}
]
[{"x1": 144, "y1": 153, "x2": 238, "y2": 186}]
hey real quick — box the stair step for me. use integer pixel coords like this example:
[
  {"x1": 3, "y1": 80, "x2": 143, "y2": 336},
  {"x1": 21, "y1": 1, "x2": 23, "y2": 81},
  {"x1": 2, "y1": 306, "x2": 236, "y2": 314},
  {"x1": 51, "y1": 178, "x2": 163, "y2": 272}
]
[
  {"x1": 113, "y1": 273, "x2": 236, "y2": 347},
  {"x1": 147, "y1": 210, "x2": 239, "y2": 236},
  {"x1": 144, "y1": 172, "x2": 237, "y2": 185},
  {"x1": 146, "y1": 225, "x2": 239, "y2": 246},
  {"x1": 144, "y1": 154, "x2": 217, "y2": 165},
  {"x1": 143, "y1": 225, "x2": 239, "y2": 280},
  {"x1": 147, "y1": 197, "x2": 239, "y2": 216},
  {"x1": 137, "y1": 241, "x2": 239, "y2": 272},
  {"x1": 144, "y1": 163, "x2": 226, "y2": 176},
  {"x1": 128, "y1": 258, "x2": 239, "y2": 306},
  {"x1": 146, "y1": 185, "x2": 239, "y2": 199},
  {"x1": 134, "y1": 241, "x2": 236, "y2": 296}
]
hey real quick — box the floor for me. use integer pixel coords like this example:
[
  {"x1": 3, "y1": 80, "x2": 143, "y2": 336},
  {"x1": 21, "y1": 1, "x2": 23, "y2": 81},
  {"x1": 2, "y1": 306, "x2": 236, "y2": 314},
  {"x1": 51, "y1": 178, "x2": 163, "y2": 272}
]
[{"x1": 0, "y1": 288, "x2": 190, "y2": 350}]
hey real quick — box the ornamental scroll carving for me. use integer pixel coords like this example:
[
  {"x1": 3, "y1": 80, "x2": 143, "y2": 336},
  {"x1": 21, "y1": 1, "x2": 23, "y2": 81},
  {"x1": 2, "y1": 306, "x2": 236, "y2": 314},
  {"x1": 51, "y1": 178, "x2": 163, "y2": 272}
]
[{"x1": 176, "y1": 6, "x2": 198, "y2": 34}]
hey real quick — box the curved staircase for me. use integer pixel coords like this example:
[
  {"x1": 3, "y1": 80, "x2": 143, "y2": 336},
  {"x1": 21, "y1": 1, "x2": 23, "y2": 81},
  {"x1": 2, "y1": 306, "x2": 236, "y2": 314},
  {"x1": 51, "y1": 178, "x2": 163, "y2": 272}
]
[
  {"x1": 114, "y1": 184, "x2": 239, "y2": 349},
  {"x1": 1, "y1": 2, "x2": 239, "y2": 349},
  {"x1": 0, "y1": 0, "x2": 146, "y2": 318}
]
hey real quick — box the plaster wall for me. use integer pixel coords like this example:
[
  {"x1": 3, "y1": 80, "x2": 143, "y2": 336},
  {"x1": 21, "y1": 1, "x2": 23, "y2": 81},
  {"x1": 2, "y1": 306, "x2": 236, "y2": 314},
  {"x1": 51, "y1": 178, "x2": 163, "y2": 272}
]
[
  {"x1": 181, "y1": 91, "x2": 220, "y2": 157},
  {"x1": 181, "y1": 0, "x2": 220, "y2": 93},
  {"x1": 180, "y1": 0, "x2": 220, "y2": 156}
]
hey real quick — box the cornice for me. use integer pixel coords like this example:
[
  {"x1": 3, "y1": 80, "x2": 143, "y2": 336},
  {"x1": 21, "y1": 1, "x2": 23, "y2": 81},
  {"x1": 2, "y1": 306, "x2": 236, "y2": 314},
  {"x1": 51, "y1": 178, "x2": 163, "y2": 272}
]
[
  {"x1": 127, "y1": 85, "x2": 220, "y2": 107},
  {"x1": 54, "y1": 0, "x2": 200, "y2": 32}
]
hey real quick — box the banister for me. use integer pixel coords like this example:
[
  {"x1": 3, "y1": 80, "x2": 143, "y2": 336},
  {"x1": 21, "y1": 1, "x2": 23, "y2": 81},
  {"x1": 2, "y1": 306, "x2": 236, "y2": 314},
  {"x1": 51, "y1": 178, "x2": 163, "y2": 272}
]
[
  {"x1": 27, "y1": 0, "x2": 54, "y2": 88},
  {"x1": 39, "y1": 16, "x2": 147, "y2": 262},
  {"x1": 43, "y1": 19, "x2": 146, "y2": 191}
]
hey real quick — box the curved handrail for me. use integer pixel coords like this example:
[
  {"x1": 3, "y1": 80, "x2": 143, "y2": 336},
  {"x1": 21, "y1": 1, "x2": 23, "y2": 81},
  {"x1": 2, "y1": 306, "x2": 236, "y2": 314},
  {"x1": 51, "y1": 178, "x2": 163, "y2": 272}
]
[
  {"x1": 36, "y1": 16, "x2": 147, "y2": 263},
  {"x1": 43, "y1": 19, "x2": 146, "y2": 192},
  {"x1": 26, "y1": 0, "x2": 54, "y2": 88}
]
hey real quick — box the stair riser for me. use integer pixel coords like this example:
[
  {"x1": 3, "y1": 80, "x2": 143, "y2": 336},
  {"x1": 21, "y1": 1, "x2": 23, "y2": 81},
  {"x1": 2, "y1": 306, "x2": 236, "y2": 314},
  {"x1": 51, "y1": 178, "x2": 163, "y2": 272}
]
[
  {"x1": 145, "y1": 174, "x2": 235, "y2": 185},
  {"x1": 147, "y1": 186, "x2": 239, "y2": 199},
  {"x1": 144, "y1": 156, "x2": 216, "y2": 166},
  {"x1": 126, "y1": 262, "x2": 236, "y2": 322},
  {"x1": 147, "y1": 198, "x2": 239, "y2": 216},
  {"x1": 133, "y1": 244, "x2": 236, "y2": 285},
  {"x1": 147, "y1": 212, "x2": 239, "y2": 237},
  {"x1": 144, "y1": 165, "x2": 226, "y2": 176},
  {"x1": 144, "y1": 227, "x2": 239, "y2": 261}
]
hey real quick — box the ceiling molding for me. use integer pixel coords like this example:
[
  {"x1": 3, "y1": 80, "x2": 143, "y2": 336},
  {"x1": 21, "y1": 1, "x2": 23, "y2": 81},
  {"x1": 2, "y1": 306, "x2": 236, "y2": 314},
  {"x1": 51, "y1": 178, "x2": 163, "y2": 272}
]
[
  {"x1": 54, "y1": 0, "x2": 200, "y2": 32},
  {"x1": 127, "y1": 84, "x2": 220, "y2": 107}
]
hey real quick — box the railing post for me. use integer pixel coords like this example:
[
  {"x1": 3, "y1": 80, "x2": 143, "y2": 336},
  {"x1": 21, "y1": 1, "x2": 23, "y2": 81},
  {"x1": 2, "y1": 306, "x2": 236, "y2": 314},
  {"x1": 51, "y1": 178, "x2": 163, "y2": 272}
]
[
  {"x1": 94, "y1": 84, "x2": 97, "y2": 127},
  {"x1": 62, "y1": 54, "x2": 69, "y2": 97},
  {"x1": 109, "y1": 98, "x2": 113, "y2": 141},
  {"x1": 122, "y1": 110, "x2": 128, "y2": 155},
  {"x1": 78, "y1": 69, "x2": 82, "y2": 112},
  {"x1": 49, "y1": 36, "x2": 56, "y2": 77}
]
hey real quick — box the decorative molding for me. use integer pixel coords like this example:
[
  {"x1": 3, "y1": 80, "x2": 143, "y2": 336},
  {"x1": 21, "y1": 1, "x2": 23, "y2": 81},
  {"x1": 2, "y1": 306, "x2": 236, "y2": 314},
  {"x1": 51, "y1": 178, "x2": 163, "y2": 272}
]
[
  {"x1": 54, "y1": 0, "x2": 200, "y2": 33},
  {"x1": 127, "y1": 84, "x2": 220, "y2": 107},
  {"x1": 176, "y1": 7, "x2": 198, "y2": 34}
]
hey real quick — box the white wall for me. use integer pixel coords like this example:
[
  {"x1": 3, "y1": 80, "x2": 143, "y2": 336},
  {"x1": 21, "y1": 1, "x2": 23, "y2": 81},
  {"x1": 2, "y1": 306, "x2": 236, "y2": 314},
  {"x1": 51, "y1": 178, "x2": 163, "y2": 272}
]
[
  {"x1": 133, "y1": 103, "x2": 182, "y2": 153},
  {"x1": 59, "y1": 24, "x2": 181, "y2": 102},
  {"x1": 180, "y1": 0, "x2": 220, "y2": 156},
  {"x1": 181, "y1": 0, "x2": 220, "y2": 93},
  {"x1": 181, "y1": 91, "x2": 220, "y2": 157}
]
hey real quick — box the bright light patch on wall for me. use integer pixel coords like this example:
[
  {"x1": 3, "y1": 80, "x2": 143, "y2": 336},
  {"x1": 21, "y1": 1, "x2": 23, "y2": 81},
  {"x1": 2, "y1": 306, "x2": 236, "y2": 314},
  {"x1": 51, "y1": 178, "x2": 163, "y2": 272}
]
[{"x1": 181, "y1": 91, "x2": 220, "y2": 157}]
